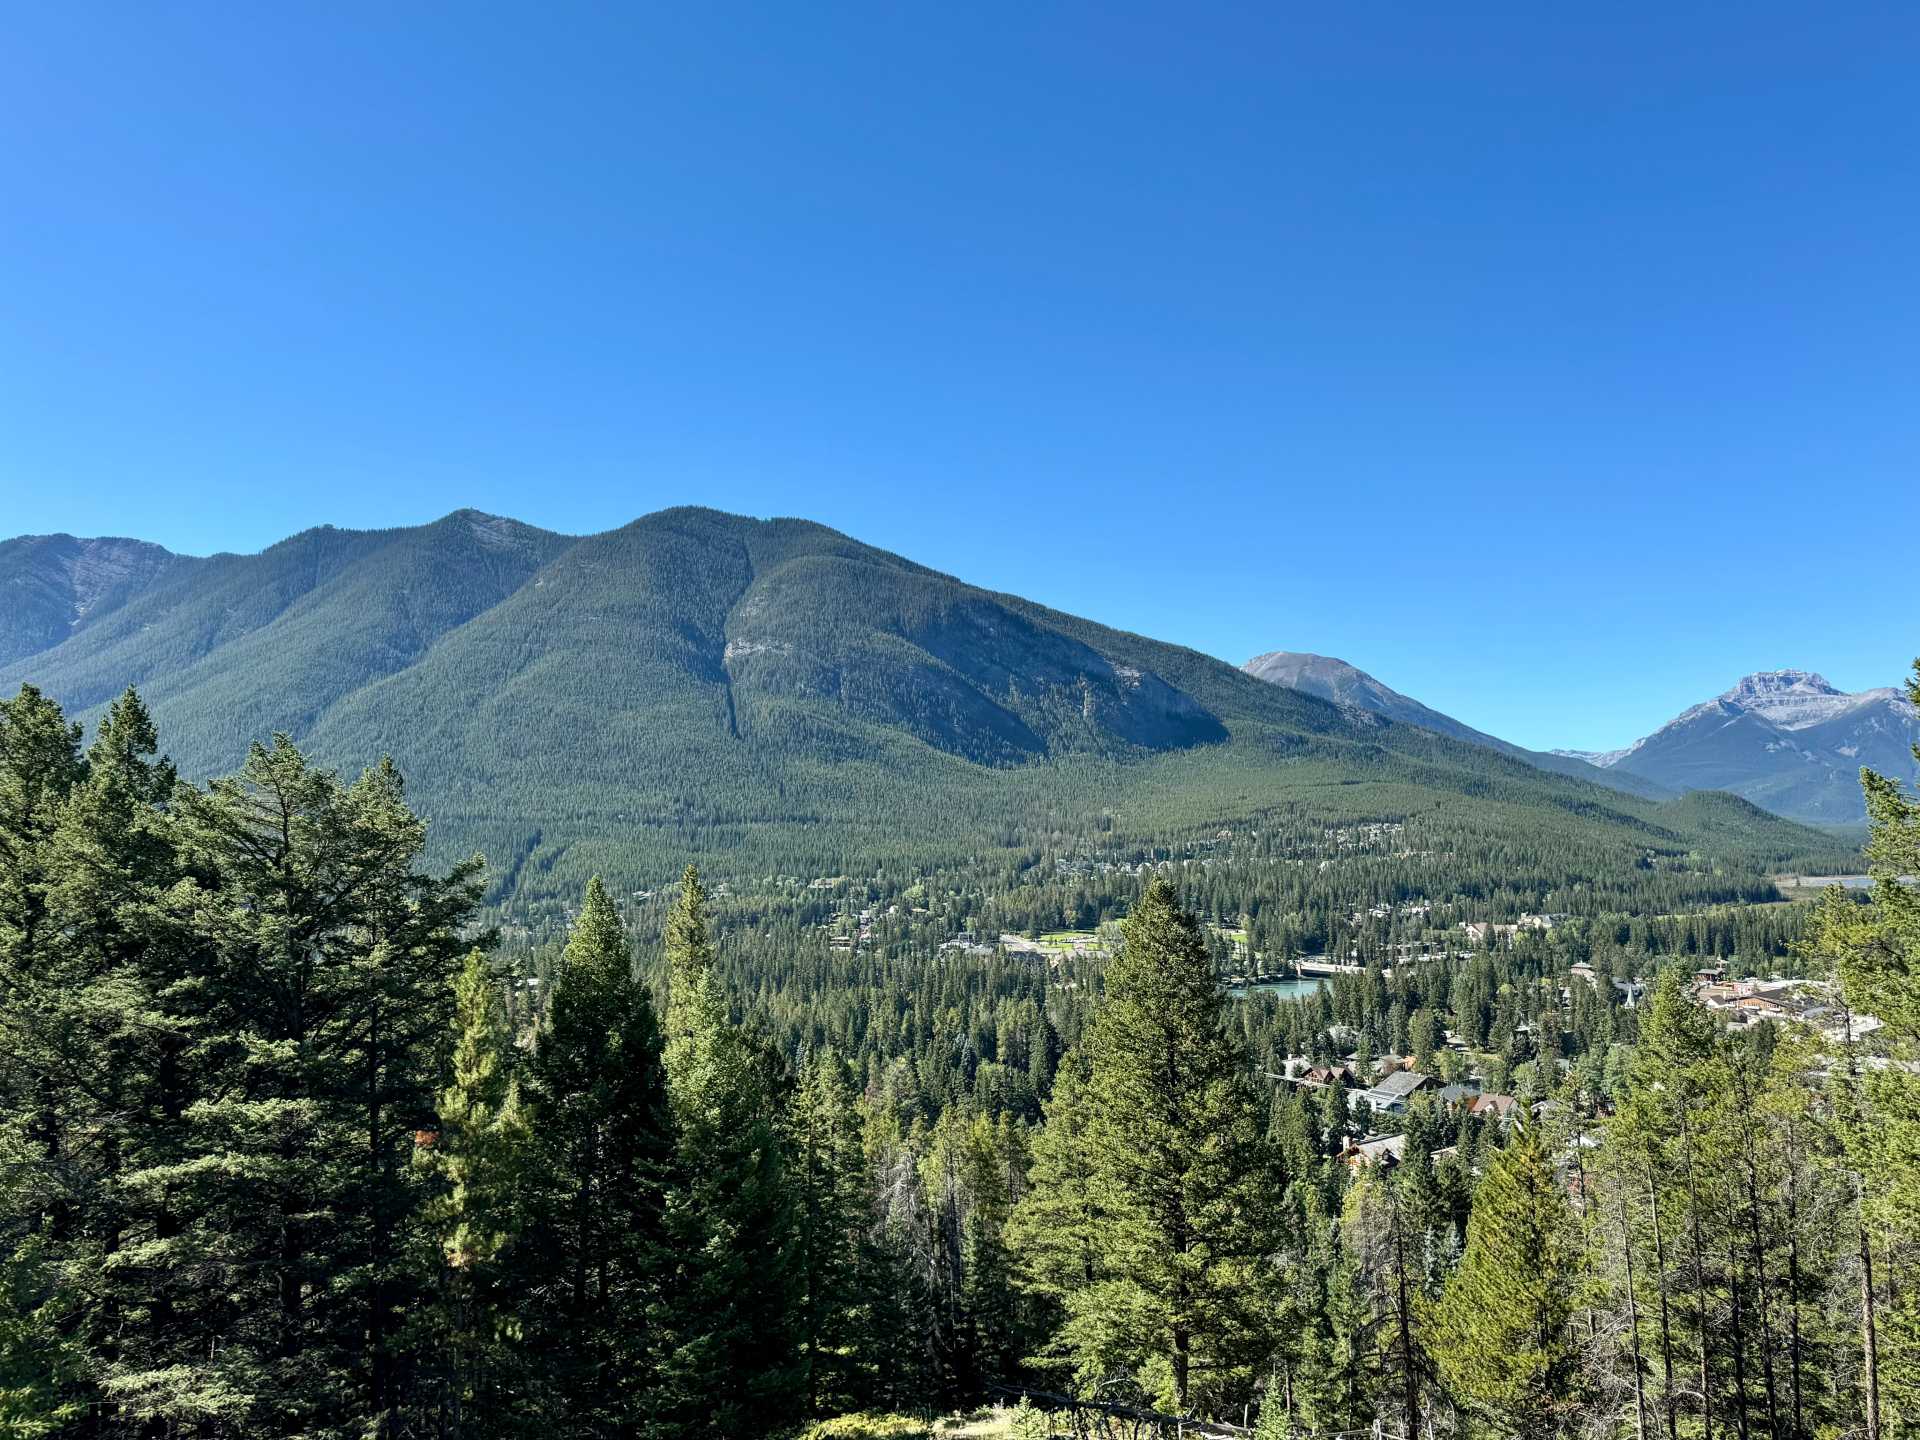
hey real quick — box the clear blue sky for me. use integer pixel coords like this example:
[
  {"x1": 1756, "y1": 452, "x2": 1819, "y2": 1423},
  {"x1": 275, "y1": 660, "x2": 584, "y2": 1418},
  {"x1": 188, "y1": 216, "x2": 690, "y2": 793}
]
[{"x1": 3, "y1": 4, "x2": 1916, "y2": 751}]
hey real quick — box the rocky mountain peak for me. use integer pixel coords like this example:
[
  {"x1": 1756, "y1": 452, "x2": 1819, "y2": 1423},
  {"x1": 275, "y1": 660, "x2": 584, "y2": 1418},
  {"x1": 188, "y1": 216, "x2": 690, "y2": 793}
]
[
  {"x1": 1721, "y1": 669, "x2": 1839, "y2": 702},
  {"x1": 1717, "y1": 669, "x2": 1895, "y2": 731}
]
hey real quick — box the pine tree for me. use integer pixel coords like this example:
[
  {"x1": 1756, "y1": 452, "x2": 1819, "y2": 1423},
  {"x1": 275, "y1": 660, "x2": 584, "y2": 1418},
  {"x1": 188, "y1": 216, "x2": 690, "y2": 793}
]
[
  {"x1": 661, "y1": 864, "x2": 802, "y2": 1439},
  {"x1": 1428, "y1": 1125, "x2": 1582, "y2": 1437},
  {"x1": 108, "y1": 736, "x2": 481, "y2": 1435},
  {"x1": 1808, "y1": 657, "x2": 1920, "y2": 1434},
  {"x1": 790, "y1": 1050, "x2": 872, "y2": 1415},
  {"x1": 1007, "y1": 1051, "x2": 1099, "y2": 1382},
  {"x1": 424, "y1": 950, "x2": 525, "y2": 1435},
  {"x1": 519, "y1": 875, "x2": 675, "y2": 1435},
  {"x1": 1018, "y1": 877, "x2": 1282, "y2": 1419}
]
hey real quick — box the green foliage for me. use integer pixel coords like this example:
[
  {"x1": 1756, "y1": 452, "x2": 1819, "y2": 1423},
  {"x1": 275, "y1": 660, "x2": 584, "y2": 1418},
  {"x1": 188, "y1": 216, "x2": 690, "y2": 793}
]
[
  {"x1": 513, "y1": 874, "x2": 675, "y2": 1433},
  {"x1": 1, "y1": 670, "x2": 1912, "y2": 1440},
  {"x1": 1013, "y1": 879, "x2": 1281, "y2": 1417},
  {"x1": 1428, "y1": 1126, "x2": 1583, "y2": 1436},
  {"x1": 792, "y1": 1051, "x2": 875, "y2": 1415},
  {"x1": 3, "y1": 511, "x2": 1849, "y2": 914},
  {"x1": 1807, "y1": 658, "x2": 1920, "y2": 1434},
  {"x1": 792, "y1": 1415, "x2": 934, "y2": 1440},
  {"x1": 0, "y1": 1229, "x2": 79, "y2": 1438},
  {"x1": 1007, "y1": 1396, "x2": 1050, "y2": 1440},
  {"x1": 423, "y1": 949, "x2": 525, "y2": 1432},
  {"x1": 0, "y1": 692, "x2": 486, "y2": 1436},
  {"x1": 663, "y1": 866, "x2": 804, "y2": 1439}
]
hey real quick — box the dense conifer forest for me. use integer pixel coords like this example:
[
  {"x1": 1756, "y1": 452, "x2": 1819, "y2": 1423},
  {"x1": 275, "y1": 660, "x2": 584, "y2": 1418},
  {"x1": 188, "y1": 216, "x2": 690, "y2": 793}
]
[
  {"x1": 2, "y1": 669, "x2": 1916, "y2": 1439},
  {"x1": 0, "y1": 511, "x2": 1857, "y2": 907}
]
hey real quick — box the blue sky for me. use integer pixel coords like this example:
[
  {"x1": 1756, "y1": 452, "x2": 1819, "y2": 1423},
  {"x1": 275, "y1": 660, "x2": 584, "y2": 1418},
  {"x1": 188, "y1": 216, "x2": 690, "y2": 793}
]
[{"x1": 3, "y1": 3, "x2": 1916, "y2": 750}]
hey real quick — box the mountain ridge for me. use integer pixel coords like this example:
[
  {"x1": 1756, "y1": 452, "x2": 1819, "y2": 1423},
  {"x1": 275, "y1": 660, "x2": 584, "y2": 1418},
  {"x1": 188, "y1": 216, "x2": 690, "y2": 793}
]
[
  {"x1": 1, "y1": 508, "x2": 1847, "y2": 901},
  {"x1": 1555, "y1": 669, "x2": 1918, "y2": 824},
  {"x1": 1242, "y1": 650, "x2": 1678, "y2": 801}
]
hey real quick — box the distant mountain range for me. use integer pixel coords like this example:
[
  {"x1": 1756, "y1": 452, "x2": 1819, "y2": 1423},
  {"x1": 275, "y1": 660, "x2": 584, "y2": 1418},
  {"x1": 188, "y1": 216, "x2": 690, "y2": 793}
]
[
  {"x1": 1241, "y1": 651, "x2": 1914, "y2": 826},
  {"x1": 1551, "y1": 670, "x2": 1918, "y2": 825},
  {"x1": 1241, "y1": 652, "x2": 1678, "y2": 802},
  {"x1": 1, "y1": 509, "x2": 1842, "y2": 901}
]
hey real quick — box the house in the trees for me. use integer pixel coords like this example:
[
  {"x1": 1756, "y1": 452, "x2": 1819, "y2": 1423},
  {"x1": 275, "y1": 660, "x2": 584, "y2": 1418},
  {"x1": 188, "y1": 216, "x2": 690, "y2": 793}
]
[
  {"x1": 1342, "y1": 1133, "x2": 1408, "y2": 1169},
  {"x1": 1468, "y1": 1092, "x2": 1521, "y2": 1124},
  {"x1": 1295, "y1": 1062, "x2": 1358, "y2": 1089},
  {"x1": 1353, "y1": 1069, "x2": 1432, "y2": 1115}
]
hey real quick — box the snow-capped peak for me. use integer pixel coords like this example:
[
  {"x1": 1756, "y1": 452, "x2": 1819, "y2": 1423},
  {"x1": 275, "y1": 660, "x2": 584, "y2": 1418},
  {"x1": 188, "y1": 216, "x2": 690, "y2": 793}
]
[{"x1": 1549, "y1": 745, "x2": 1635, "y2": 769}]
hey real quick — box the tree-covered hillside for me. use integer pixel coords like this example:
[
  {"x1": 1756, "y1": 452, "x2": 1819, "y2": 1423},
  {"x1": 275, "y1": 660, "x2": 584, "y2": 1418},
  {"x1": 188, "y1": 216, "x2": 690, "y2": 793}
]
[
  {"x1": 1, "y1": 508, "x2": 1848, "y2": 904},
  {"x1": 1, "y1": 677, "x2": 1913, "y2": 1439}
]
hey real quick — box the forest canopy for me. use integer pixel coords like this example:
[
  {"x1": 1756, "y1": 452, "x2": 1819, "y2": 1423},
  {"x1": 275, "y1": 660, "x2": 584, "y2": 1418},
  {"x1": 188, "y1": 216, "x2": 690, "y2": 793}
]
[{"x1": 1, "y1": 672, "x2": 1916, "y2": 1440}]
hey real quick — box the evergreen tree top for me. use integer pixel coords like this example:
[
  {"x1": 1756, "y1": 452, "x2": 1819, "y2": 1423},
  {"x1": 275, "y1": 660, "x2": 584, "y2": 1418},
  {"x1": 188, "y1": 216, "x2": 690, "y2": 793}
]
[{"x1": 566, "y1": 875, "x2": 630, "y2": 984}]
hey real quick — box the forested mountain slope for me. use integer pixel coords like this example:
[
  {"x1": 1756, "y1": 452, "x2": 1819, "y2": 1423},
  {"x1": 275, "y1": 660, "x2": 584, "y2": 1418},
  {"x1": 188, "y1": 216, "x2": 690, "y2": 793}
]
[
  {"x1": 0, "y1": 532, "x2": 190, "y2": 666},
  {"x1": 0, "y1": 509, "x2": 575, "y2": 759},
  {"x1": 2, "y1": 507, "x2": 1844, "y2": 899}
]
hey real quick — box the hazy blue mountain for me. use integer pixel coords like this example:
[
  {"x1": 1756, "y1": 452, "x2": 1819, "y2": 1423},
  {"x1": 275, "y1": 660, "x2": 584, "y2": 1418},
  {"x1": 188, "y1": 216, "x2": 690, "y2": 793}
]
[
  {"x1": 1243, "y1": 650, "x2": 1676, "y2": 800},
  {"x1": 3, "y1": 509, "x2": 1839, "y2": 897},
  {"x1": 1554, "y1": 670, "x2": 1918, "y2": 825}
]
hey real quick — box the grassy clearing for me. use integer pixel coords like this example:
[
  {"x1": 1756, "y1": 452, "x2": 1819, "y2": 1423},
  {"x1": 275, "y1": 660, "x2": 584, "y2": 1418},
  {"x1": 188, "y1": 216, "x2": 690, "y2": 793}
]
[{"x1": 793, "y1": 1408, "x2": 1016, "y2": 1440}]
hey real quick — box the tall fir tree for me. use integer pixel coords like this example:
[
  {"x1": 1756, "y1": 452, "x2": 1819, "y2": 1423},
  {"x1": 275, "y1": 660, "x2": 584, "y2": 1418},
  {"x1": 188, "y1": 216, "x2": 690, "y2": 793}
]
[
  {"x1": 662, "y1": 864, "x2": 802, "y2": 1439},
  {"x1": 1428, "y1": 1125, "x2": 1583, "y2": 1437},
  {"x1": 1015, "y1": 877, "x2": 1283, "y2": 1418},
  {"x1": 0, "y1": 684, "x2": 83, "y2": 977},
  {"x1": 39, "y1": 692, "x2": 186, "y2": 1425},
  {"x1": 518, "y1": 875, "x2": 675, "y2": 1436},
  {"x1": 1008, "y1": 1050, "x2": 1100, "y2": 1366},
  {"x1": 0, "y1": 685, "x2": 91, "y2": 1434},
  {"x1": 1342, "y1": 1166, "x2": 1434, "y2": 1439},
  {"x1": 1808, "y1": 656, "x2": 1920, "y2": 1435},
  {"x1": 111, "y1": 737, "x2": 481, "y2": 1435},
  {"x1": 790, "y1": 1049, "x2": 873, "y2": 1416},
  {"x1": 422, "y1": 949, "x2": 527, "y2": 1436}
]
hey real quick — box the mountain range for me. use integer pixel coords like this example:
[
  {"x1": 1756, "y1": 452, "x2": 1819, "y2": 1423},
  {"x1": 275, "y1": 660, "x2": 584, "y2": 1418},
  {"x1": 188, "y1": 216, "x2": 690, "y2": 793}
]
[
  {"x1": 1241, "y1": 651, "x2": 1678, "y2": 801},
  {"x1": 1243, "y1": 652, "x2": 1914, "y2": 826},
  {"x1": 1, "y1": 508, "x2": 1848, "y2": 903},
  {"x1": 1552, "y1": 670, "x2": 1918, "y2": 825}
]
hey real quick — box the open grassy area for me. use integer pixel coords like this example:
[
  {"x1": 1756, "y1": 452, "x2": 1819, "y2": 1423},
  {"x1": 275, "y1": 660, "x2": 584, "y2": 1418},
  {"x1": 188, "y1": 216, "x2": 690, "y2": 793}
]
[{"x1": 794, "y1": 1410, "x2": 1016, "y2": 1440}]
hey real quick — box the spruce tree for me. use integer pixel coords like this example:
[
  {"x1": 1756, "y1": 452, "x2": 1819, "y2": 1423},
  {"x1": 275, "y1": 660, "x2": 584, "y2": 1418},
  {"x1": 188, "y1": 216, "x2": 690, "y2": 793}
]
[
  {"x1": 661, "y1": 864, "x2": 801, "y2": 1439},
  {"x1": 424, "y1": 949, "x2": 526, "y2": 1435},
  {"x1": 1021, "y1": 877, "x2": 1282, "y2": 1418},
  {"x1": 519, "y1": 875, "x2": 675, "y2": 1435},
  {"x1": 1428, "y1": 1125, "x2": 1582, "y2": 1436},
  {"x1": 790, "y1": 1050, "x2": 872, "y2": 1415},
  {"x1": 1808, "y1": 657, "x2": 1920, "y2": 1433}
]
